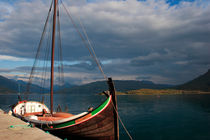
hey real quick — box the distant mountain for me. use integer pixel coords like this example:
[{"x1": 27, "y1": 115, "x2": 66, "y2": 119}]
[
  {"x1": 16, "y1": 80, "x2": 49, "y2": 93},
  {"x1": 0, "y1": 75, "x2": 48, "y2": 94},
  {"x1": 58, "y1": 80, "x2": 172, "y2": 94},
  {"x1": 175, "y1": 69, "x2": 210, "y2": 91},
  {"x1": 53, "y1": 83, "x2": 75, "y2": 91},
  {"x1": 4, "y1": 68, "x2": 210, "y2": 95}
]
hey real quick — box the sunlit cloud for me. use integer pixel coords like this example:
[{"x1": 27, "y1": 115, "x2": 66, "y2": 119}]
[{"x1": 0, "y1": 55, "x2": 27, "y2": 61}]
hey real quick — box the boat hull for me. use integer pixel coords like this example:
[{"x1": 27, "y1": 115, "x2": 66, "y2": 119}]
[
  {"x1": 14, "y1": 96, "x2": 116, "y2": 140},
  {"x1": 47, "y1": 99, "x2": 114, "y2": 140}
]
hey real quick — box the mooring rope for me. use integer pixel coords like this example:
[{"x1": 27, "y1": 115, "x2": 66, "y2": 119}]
[{"x1": 111, "y1": 101, "x2": 134, "y2": 140}]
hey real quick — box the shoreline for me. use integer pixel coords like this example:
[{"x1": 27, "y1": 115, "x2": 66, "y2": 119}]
[
  {"x1": 1, "y1": 89, "x2": 210, "y2": 96},
  {"x1": 116, "y1": 89, "x2": 210, "y2": 95}
]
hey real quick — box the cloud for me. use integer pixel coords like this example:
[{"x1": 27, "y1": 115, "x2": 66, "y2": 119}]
[
  {"x1": 0, "y1": 55, "x2": 26, "y2": 61},
  {"x1": 0, "y1": 2, "x2": 13, "y2": 21},
  {"x1": 0, "y1": 0, "x2": 210, "y2": 85}
]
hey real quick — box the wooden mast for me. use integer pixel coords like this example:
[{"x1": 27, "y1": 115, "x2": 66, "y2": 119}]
[
  {"x1": 107, "y1": 78, "x2": 119, "y2": 140},
  {"x1": 50, "y1": 0, "x2": 57, "y2": 114}
]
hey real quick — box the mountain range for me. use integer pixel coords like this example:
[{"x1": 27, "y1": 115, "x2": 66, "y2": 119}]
[
  {"x1": 0, "y1": 76, "x2": 172, "y2": 94},
  {"x1": 0, "y1": 76, "x2": 75, "y2": 94},
  {"x1": 0, "y1": 76, "x2": 48, "y2": 94},
  {"x1": 0, "y1": 69, "x2": 210, "y2": 94},
  {"x1": 57, "y1": 80, "x2": 172, "y2": 94},
  {"x1": 58, "y1": 69, "x2": 210, "y2": 94}
]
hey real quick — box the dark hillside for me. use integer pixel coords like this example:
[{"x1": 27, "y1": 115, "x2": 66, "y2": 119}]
[
  {"x1": 175, "y1": 69, "x2": 210, "y2": 91},
  {"x1": 0, "y1": 75, "x2": 18, "y2": 93}
]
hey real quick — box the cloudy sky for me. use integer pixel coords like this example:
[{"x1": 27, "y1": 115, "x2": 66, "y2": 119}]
[{"x1": 0, "y1": 0, "x2": 210, "y2": 86}]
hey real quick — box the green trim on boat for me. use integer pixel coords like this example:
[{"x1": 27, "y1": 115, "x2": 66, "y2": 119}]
[
  {"x1": 54, "y1": 120, "x2": 75, "y2": 128},
  {"x1": 91, "y1": 96, "x2": 110, "y2": 116},
  {"x1": 53, "y1": 96, "x2": 110, "y2": 129}
]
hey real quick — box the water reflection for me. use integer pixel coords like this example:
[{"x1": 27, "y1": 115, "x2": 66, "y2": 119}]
[
  {"x1": 181, "y1": 94, "x2": 210, "y2": 113},
  {"x1": 1, "y1": 94, "x2": 210, "y2": 140}
]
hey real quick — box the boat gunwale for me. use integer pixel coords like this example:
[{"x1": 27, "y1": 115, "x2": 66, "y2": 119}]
[
  {"x1": 46, "y1": 95, "x2": 112, "y2": 129},
  {"x1": 23, "y1": 111, "x2": 88, "y2": 124},
  {"x1": 20, "y1": 95, "x2": 112, "y2": 128}
]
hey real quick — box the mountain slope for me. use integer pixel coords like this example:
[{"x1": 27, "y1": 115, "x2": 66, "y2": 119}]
[
  {"x1": 0, "y1": 75, "x2": 18, "y2": 93},
  {"x1": 16, "y1": 80, "x2": 49, "y2": 93},
  {"x1": 175, "y1": 69, "x2": 210, "y2": 91},
  {"x1": 58, "y1": 80, "x2": 172, "y2": 94},
  {"x1": 0, "y1": 75, "x2": 49, "y2": 94}
]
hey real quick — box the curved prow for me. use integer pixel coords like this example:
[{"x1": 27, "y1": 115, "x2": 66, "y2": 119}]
[{"x1": 107, "y1": 77, "x2": 119, "y2": 140}]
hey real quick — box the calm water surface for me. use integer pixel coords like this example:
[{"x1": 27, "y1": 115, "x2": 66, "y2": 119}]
[{"x1": 1, "y1": 94, "x2": 210, "y2": 140}]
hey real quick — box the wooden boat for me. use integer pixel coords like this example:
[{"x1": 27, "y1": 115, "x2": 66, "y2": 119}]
[
  {"x1": 11, "y1": 0, "x2": 119, "y2": 139},
  {"x1": 12, "y1": 83, "x2": 118, "y2": 140}
]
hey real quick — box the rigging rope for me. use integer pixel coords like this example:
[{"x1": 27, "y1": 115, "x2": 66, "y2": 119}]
[
  {"x1": 40, "y1": 14, "x2": 52, "y2": 94},
  {"x1": 57, "y1": 3, "x2": 65, "y2": 85},
  {"x1": 78, "y1": 18, "x2": 108, "y2": 80},
  {"x1": 25, "y1": 0, "x2": 53, "y2": 98},
  {"x1": 23, "y1": 1, "x2": 132, "y2": 139},
  {"x1": 60, "y1": 0, "x2": 108, "y2": 80},
  {"x1": 61, "y1": 1, "x2": 132, "y2": 139}
]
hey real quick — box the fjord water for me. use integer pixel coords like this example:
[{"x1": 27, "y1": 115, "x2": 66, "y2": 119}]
[{"x1": 1, "y1": 94, "x2": 210, "y2": 140}]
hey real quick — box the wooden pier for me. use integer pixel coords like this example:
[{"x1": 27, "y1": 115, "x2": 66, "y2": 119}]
[{"x1": 0, "y1": 109, "x2": 60, "y2": 140}]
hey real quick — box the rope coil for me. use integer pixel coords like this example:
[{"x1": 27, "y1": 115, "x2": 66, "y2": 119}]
[{"x1": 8, "y1": 124, "x2": 32, "y2": 130}]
